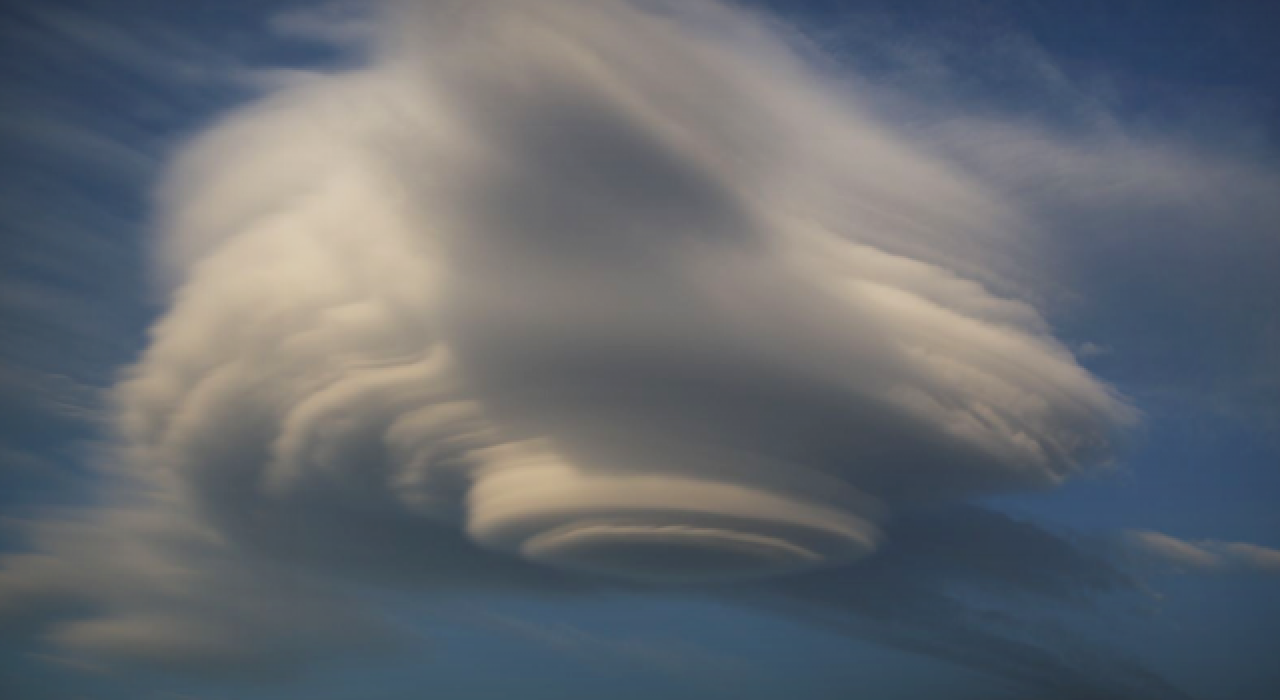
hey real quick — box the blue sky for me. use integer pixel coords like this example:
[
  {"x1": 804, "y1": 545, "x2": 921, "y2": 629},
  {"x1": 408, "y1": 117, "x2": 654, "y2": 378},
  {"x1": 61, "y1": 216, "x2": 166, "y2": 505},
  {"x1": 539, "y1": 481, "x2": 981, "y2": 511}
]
[{"x1": 1, "y1": 1, "x2": 1278, "y2": 699}]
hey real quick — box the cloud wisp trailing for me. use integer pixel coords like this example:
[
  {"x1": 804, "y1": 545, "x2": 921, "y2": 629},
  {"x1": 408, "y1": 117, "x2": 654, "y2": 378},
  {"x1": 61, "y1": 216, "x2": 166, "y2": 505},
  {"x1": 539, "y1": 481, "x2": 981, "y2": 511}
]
[
  {"x1": 1121, "y1": 530, "x2": 1280, "y2": 576},
  {"x1": 3, "y1": 0, "x2": 1274, "y2": 696}
]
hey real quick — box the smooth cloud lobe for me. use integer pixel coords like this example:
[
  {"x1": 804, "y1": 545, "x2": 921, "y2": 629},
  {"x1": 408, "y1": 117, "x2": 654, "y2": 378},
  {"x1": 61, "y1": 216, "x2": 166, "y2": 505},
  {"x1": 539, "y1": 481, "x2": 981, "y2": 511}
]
[{"x1": 2, "y1": 0, "x2": 1145, "y2": 686}]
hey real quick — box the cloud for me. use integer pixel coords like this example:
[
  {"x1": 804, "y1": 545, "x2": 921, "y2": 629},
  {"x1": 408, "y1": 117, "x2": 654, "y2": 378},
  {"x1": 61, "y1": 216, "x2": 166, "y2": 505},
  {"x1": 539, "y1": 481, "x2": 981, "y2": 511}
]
[
  {"x1": 1122, "y1": 530, "x2": 1280, "y2": 575},
  {"x1": 95, "y1": 0, "x2": 1132, "y2": 600},
  {"x1": 269, "y1": 1, "x2": 380, "y2": 47},
  {"x1": 0, "y1": 504, "x2": 402, "y2": 676},
  {"x1": 4, "y1": 0, "x2": 1272, "y2": 695},
  {"x1": 8, "y1": 3, "x2": 252, "y2": 101}
]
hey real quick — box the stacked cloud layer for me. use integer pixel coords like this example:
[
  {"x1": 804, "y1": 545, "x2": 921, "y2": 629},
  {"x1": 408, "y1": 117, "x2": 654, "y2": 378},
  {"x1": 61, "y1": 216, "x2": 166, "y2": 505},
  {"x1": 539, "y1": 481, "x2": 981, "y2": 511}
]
[
  {"x1": 1, "y1": 2, "x2": 1199, "y2": 686},
  {"x1": 107, "y1": 0, "x2": 1134, "y2": 587}
]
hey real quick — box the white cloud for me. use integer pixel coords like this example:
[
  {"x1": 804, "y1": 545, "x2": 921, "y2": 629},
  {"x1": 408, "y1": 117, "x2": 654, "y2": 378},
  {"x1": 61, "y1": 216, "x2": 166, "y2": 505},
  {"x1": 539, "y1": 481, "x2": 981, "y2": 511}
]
[{"x1": 109, "y1": 0, "x2": 1133, "y2": 595}]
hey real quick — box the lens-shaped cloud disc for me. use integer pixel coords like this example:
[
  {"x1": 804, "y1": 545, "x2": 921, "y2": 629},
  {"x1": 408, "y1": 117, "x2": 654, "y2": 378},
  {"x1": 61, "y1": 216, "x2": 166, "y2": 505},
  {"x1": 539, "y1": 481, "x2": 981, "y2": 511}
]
[{"x1": 467, "y1": 451, "x2": 881, "y2": 584}]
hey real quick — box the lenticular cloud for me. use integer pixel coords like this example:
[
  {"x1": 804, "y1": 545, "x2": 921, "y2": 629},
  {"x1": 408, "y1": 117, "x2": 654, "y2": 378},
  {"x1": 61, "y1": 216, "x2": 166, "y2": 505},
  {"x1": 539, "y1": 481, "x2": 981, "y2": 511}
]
[
  {"x1": 114, "y1": 0, "x2": 1135, "y2": 587},
  {"x1": 0, "y1": 0, "x2": 1146, "y2": 675}
]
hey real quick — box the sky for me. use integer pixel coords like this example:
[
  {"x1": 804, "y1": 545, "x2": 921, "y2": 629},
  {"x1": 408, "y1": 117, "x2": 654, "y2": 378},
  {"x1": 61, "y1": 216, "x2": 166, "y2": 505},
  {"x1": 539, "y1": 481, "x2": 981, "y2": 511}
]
[{"x1": 0, "y1": 1, "x2": 1278, "y2": 699}]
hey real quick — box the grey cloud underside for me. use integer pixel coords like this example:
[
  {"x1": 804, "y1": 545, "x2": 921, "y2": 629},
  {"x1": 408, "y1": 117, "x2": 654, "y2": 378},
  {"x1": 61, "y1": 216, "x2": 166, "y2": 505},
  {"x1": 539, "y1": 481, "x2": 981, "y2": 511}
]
[{"x1": 2, "y1": 0, "x2": 1252, "y2": 695}]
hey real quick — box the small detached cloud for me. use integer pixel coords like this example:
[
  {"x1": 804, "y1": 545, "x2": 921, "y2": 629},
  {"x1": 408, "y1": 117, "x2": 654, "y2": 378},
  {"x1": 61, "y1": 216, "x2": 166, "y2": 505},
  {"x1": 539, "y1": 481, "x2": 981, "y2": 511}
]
[{"x1": 1121, "y1": 530, "x2": 1280, "y2": 576}]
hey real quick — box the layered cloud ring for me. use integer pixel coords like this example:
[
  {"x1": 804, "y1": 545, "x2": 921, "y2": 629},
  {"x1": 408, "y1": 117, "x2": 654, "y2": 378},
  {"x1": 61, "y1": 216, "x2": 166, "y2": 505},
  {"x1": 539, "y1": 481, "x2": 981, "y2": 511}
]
[
  {"x1": 110, "y1": 0, "x2": 1137, "y2": 587},
  {"x1": 466, "y1": 445, "x2": 883, "y2": 583}
]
